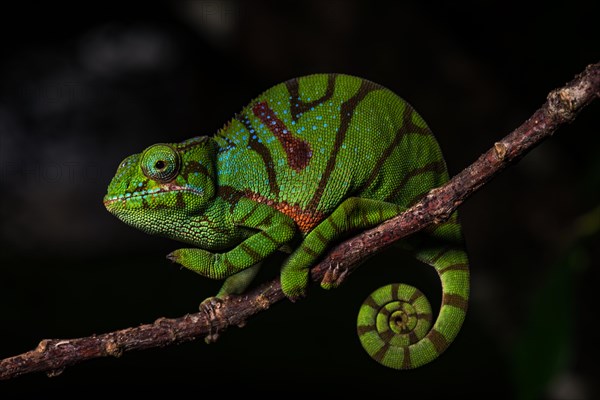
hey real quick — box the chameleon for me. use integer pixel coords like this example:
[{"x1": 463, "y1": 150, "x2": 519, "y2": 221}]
[{"x1": 103, "y1": 73, "x2": 470, "y2": 369}]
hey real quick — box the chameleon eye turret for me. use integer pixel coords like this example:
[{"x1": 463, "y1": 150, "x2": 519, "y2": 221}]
[
  {"x1": 105, "y1": 74, "x2": 470, "y2": 370},
  {"x1": 140, "y1": 144, "x2": 181, "y2": 183}
]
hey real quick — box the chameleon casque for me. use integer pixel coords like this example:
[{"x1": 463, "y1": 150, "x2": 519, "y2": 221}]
[{"x1": 104, "y1": 73, "x2": 470, "y2": 369}]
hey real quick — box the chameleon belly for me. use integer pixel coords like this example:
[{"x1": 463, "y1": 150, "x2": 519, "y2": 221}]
[{"x1": 104, "y1": 73, "x2": 470, "y2": 370}]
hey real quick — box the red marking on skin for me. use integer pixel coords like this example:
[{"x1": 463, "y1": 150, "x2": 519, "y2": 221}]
[
  {"x1": 246, "y1": 192, "x2": 324, "y2": 233},
  {"x1": 252, "y1": 101, "x2": 312, "y2": 171}
]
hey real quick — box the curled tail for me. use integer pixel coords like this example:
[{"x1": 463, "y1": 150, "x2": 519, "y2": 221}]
[{"x1": 357, "y1": 216, "x2": 470, "y2": 369}]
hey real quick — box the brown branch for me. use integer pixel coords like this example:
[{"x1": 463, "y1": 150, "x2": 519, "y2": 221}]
[{"x1": 1, "y1": 62, "x2": 598, "y2": 381}]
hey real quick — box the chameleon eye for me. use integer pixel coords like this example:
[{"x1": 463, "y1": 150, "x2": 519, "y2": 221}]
[{"x1": 140, "y1": 144, "x2": 181, "y2": 183}]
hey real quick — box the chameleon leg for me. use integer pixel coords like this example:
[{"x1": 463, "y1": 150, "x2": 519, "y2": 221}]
[
  {"x1": 216, "y1": 263, "x2": 262, "y2": 298},
  {"x1": 357, "y1": 213, "x2": 470, "y2": 369},
  {"x1": 280, "y1": 197, "x2": 404, "y2": 300},
  {"x1": 168, "y1": 198, "x2": 297, "y2": 280}
]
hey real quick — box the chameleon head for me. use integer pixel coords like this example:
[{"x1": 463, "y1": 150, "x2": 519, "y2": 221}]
[{"x1": 103, "y1": 136, "x2": 217, "y2": 235}]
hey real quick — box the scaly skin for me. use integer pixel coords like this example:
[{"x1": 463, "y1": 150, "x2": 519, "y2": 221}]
[{"x1": 104, "y1": 74, "x2": 470, "y2": 369}]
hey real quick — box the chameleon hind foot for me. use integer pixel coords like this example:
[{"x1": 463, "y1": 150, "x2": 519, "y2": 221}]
[
  {"x1": 321, "y1": 263, "x2": 349, "y2": 290},
  {"x1": 199, "y1": 296, "x2": 224, "y2": 343}
]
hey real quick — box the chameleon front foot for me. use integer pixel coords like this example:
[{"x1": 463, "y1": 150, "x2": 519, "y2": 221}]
[
  {"x1": 280, "y1": 267, "x2": 309, "y2": 302},
  {"x1": 320, "y1": 263, "x2": 349, "y2": 290}
]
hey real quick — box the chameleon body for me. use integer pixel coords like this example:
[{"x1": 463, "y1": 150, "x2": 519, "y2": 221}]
[{"x1": 104, "y1": 74, "x2": 470, "y2": 369}]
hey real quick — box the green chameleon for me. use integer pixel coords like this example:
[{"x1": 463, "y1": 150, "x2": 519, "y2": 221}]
[{"x1": 104, "y1": 74, "x2": 469, "y2": 369}]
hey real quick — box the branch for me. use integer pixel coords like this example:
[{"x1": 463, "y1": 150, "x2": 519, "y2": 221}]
[{"x1": 1, "y1": 62, "x2": 598, "y2": 381}]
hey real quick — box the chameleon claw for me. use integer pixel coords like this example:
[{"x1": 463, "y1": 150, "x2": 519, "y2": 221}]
[
  {"x1": 199, "y1": 296, "x2": 224, "y2": 320},
  {"x1": 166, "y1": 251, "x2": 179, "y2": 264},
  {"x1": 286, "y1": 293, "x2": 305, "y2": 303},
  {"x1": 320, "y1": 263, "x2": 349, "y2": 290},
  {"x1": 199, "y1": 296, "x2": 224, "y2": 343}
]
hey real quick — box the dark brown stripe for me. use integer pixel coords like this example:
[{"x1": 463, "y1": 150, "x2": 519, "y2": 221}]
[
  {"x1": 401, "y1": 346, "x2": 412, "y2": 369},
  {"x1": 427, "y1": 246, "x2": 453, "y2": 265},
  {"x1": 417, "y1": 312, "x2": 433, "y2": 323},
  {"x1": 259, "y1": 230, "x2": 279, "y2": 245},
  {"x1": 239, "y1": 114, "x2": 280, "y2": 198},
  {"x1": 236, "y1": 201, "x2": 260, "y2": 225},
  {"x1": 390, "y1": 283, "x2": 400, "y2": 300},
  {"x1": 327, "y1": 216, "x2": 341, "y2": 232},
  {"x1": 379, "y1": 329, "x2": 395, "y2": 343},
  {"x1": 239, "y1": 243, "x2": 261, "y2": 262},
  {"x1": 175, "y1": 192, "x2": 185, "y2": 209},
  {"x1": 372, "y1": 342, "x2": 390, "y2": 363},
  {"x1": 427, "y1": 329, "x2": 448, "y2": 353},
  {"x1": 408, "y1": 288, "x2": 422, "y2": 303},
  {"x1": 357, "y1": 324, "x2": 376, "y2": 336},
  {"x1": 252, "y1": 102, "x2": 312, "y2": 172},
  {"x1": 360, "y1": 211, "x2": 370, "y2": 227},
  {"x1": 307, "y1": 79, "x2": 382, "y2": 210},
  {"x1": 377, "y1": 207, "x2": 385, "y2": 222},
  {"x1": 438, "y1": 263, "x2": 469, "y2": 275},
  {"x1": 255, "y1": 210, "x2": 274, "y2": 228},
  {"x1": 356, "y1": 125, "x2": 407, "y2": 194},
  {"x1": 408, "y1": 330, "x2": 419, "y2": 344},
  {"x1": 362, "y1": 295, "x2": 379, "y2": 310},
  {"x1": 402, "y1": 104, "x2": 432, "y2": 136},
  {"x1": 285, "y1": 74, "x2": 337, "y2": 123},
  {"x1": 218, "y1": 185, "x2": 245, "y2": 207},
  {"x1": 313, "y1": 229, "x2": 328, "y2": 245},
  {"x1": 340, "y1": 200, "x2": 353, "y2": 218},
  {"x1": 181, "y1": 160, "x2": 212, "y2": 181},
  {"x1": 301, "y1": 244, "x2": 319, "y2": 258},
  {"x1": 442, "y1": 293, "x2": 468, "y2": 311},
  {"x1": 385, "y1": 161, "x2": 446, "y2": 203},
  {"x1": 223, "y1": 256, "x2": 238, "y2": 276}
]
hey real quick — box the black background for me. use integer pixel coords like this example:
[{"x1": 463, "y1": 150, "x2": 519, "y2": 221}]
[{"x1": 1, "y1": 1, "x2": 598, "y2": 398}]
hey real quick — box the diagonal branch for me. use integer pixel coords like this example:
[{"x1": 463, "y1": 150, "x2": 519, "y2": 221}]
[{"x1": 1, "y1": 61, "x2": 598, "y2": 381}]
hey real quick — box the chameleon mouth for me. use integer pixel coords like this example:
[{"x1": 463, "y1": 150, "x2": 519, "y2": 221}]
[{"x1": 103, "y1": 184, "x2": 203, "y2": 207}]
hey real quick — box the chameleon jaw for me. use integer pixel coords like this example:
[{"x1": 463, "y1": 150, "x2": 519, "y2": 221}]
[{"x1": 103, "y1": 184, "x2": 203, "y2": 207}]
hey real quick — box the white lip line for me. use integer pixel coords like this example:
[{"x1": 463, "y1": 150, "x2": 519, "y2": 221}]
[{"x1": 103, "y1": 186, "x2": 203, "y2": 205}]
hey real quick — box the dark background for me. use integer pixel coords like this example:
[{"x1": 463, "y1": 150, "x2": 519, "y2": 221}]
[{"x1": 1, "y1": 1, "x2": 598, "y2": 398}]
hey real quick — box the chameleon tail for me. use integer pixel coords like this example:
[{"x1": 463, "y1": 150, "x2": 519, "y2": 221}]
[{"x1": 357, "y1": 219, "x2": 470, "y2": 369}]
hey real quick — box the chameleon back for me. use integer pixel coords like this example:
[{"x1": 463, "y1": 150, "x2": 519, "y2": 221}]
[{"x1": 215, "y1": 74, "x2": 448, "y2": 232}]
